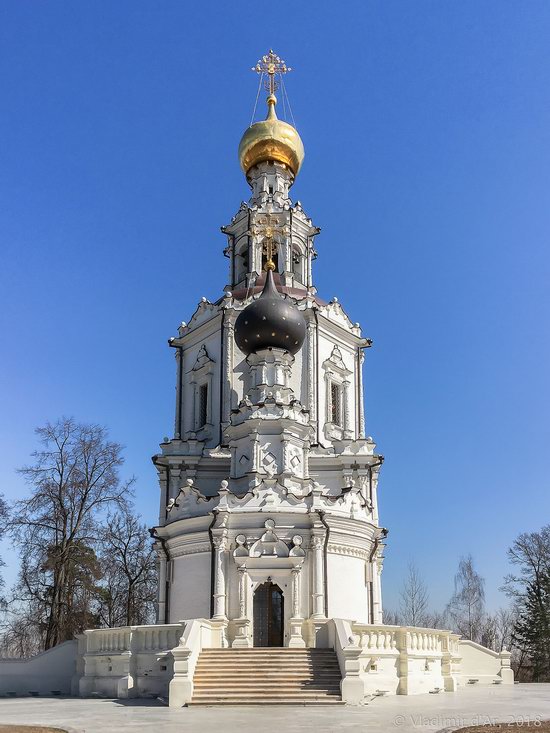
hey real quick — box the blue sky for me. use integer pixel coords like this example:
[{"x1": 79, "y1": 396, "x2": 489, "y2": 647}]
[{"x1": 1, "y1": 0, "x2": 549, "y2": 613}]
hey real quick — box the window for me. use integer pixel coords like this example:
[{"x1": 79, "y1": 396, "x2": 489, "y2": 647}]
[
  {"x1": 236, "y1": 249, "x2": 249, "y2": 282},
  {"x1": 198, "y1": 384, "x2": 208, "y2": 428},
  {"x1": 292, "y1": 248, "x2": 302, "y2": 283},
  {"x1": 330, "y1": 382, "x2": 342, "y2": 426}
]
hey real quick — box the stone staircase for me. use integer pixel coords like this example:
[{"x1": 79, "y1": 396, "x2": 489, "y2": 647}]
[{"x1": 190, "y1": 648, "x2": 343, "y2": 705}]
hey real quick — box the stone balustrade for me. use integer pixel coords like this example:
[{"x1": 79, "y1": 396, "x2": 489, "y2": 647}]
[
  {"x1": 78, "y1": 623, "x2": 186, "y2": 699},
  {"x1": 331, "y1": 620, "x2": 511, "y2": 703}
]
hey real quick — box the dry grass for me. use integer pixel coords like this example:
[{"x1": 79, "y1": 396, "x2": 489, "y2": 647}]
[
  {"x1": 457, "y1": 723, "x2": 550, "y2": 732},
  {"x1": 0, "y1": 727, "x2": 68, "y2": 732}
]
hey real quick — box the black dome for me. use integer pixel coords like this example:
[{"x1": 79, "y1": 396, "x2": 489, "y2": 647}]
[{"x1": 234, "y1": 269, "x2": 306, "y2": 356}]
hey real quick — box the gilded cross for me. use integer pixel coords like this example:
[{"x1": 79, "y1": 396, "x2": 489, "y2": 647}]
[
  {"x1": 252, "y1": 50, "x2": 292, "y2": 96},
  {"x1": 250, "y1": 214, "x2": 284, "y2": 271}
]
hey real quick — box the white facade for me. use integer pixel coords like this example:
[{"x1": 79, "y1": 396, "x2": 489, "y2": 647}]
[
  {"x1": 69, "y1": 81, "x2": 514, "y2": 704},
  {"x1": 151, "y1": 155, "x2": 386, "y2": 648}
]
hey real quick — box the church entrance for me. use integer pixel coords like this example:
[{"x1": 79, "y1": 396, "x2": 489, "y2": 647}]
[{"x1": 253, "y1": 581, "x2": 284, "y2": 647}]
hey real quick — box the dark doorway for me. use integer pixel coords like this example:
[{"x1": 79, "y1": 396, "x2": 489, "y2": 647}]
[{"x1": 253, "y1": 581, "x2": 284, "y2": 647}]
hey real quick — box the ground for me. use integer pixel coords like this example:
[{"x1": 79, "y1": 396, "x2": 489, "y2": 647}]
[
  {"x1": 0, "y1": 685, "x2": 548, "y2": 733},
  {"x1": 458, "y1": 726, "x2": 550, "y2": 731},
  {"x1": 0, "y1": 728, "x2": 67, "y2": 733}
]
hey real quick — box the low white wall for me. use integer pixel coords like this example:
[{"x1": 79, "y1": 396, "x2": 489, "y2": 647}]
[
  {"x1": 459, "y1": 640, "x2": 514, "y2": 685},
  {"x1": 0, "y1": 640, "x2": 78, "y2": 695}
]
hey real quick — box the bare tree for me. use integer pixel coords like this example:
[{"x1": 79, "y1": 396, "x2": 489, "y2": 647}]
[
  {"x1": 400, "y1": 562, "x2": 429, "y2": 627},
  {"x1": 8, "y1": 418, "x2": 133, "y2": 649},
  {"x1": 382, "y1": 608, "x2": 402, "y2": 626},
  {"x1": 94, "y1": 506, "x2": 157, "y2": 627},
  {"x1": 0, "y1": 494, "x2": 8, "y2": 603},
  {"x1": 446, "y1": 555, "x2": 485, "y2": 642},
  {"x1": 422, "y1": 608, "x2": 449, "y2": 630},
  {"x1": 504, "y1": 526, "x2": 550, "y2": 600},
  {"x1": 0, "y1": 609, "x2": 41, "y2": 658}
]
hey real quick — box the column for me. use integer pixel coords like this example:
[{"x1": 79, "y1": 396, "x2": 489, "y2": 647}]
[
  {"x1": 221, "y1": 319, "x2": 234, "y2": 429},
  {"x1": 212, "y1": 534, "x2": 228, "y2": 620},
  {"x1": 174, "y1": 348, "x2": 182, "y2": 439},
  {"x1": 157, "y1": 554, "x2": 167, "y2": 624},
  {"x1": 238, "y1": 566, "x2": 247, "y2": 618},
  {"x1": 282, "y1": 236, "x2": 291, "y2": 277},
  {"x1": 306, "y1": 319, "x2": 316, "y2": 420},
  {"x1": 292, "y1": 566, "x2": 301, "y2": 618},
  {"x1": 250, "y1": 433, "x2": 260, "y2": 472},
  {"x1": 156, "y1": 467, "x2": 168, "y2": 525},
  {"x1": 232, "y1": 565, "x2": 252, "y2": 647},
  {"x1": 311, "y1": 535, "x2": 326, "y2": 619},
  {"x1": 373, "y1": 558, "x2": 383, "y2": 624},
  {"x1": 306, "y1": 238, "x2": 313, "y2": 287},
  {"x1": 343, "y1": 379, "x2": 352, "y2": 438},
  {"x1": 288, "y1": 565, "x2": 306, "y2": 648},
  {"x1": 251, "y1": 234, "x2": 261, "y2": 274},
  {"x1": 281, "y1": 438, "x2": 290, "y2": 474},
  {"x1": 188, "y1": 375, "x2": 196, "y2": 435},
  {"x1": 358, "y1": 350, "x2": 366, "y2": 439}
]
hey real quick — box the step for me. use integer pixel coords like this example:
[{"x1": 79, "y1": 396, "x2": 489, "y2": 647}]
[
  {"x1": 195, "y1": 664, "x2": 340, "y2": 670},
  {"x1": 198, "y1": 656, "x2": 337, "y2": 662},
  {"x1": 195, "y1": 663, "x2": 340, "y2": 669},
  {"x1": 193, "y1": 690, "x2": 340, "y2": 702},
  {"x1": 195, "y1": 669, "x2": 341, "y2": 682},
  {"x1": 188, "y1": 697, "x2": 344, "y2": 707},
  {"x1": 195, "y1": 670, "x2": 341, "y2": 676},
  {"x1": 194, "y1": 680, "x2": 340, "y2": 690},
  {"x1": 199, "y1": 652, "x2": 336, "y2": 657},
  {"x1": 199, "y1": 651, "x2": 336, "y2": 655},
  {"x1": 198, "y1": 650, "x2": 336, "y2": 655},
  {"x1": 191, "y1": 648, "x2": 342, "y2": 706},
  {"x1": 196, "y1": 658, "x2": 340, "y2": 665},
  {"x1": 196, "y1": 656, "x2": 339, "y2": 661},
  {"x1": 195, "y1": 668, "x2": 340, "y2": 674}
]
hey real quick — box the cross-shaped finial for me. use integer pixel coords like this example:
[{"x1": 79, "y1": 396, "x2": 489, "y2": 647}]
[
  {"x1": 251, "y1": 214, "x2": 283, "y2": 271},
  {"x1": 252, "y1": 50, "x2": 292, "y2": 97}
]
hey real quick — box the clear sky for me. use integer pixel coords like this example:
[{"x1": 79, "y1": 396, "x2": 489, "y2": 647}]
[{"x1": 1, "y1": 0, "x2": 549, "y2": 614}]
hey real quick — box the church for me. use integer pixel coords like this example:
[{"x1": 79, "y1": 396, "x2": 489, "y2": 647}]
[
  {"x1": 74, "y1": 52, "x2": 514, "y2": 705},
  {"x1": 151, "y1": 50, "x2": 385, "y2": 643}
]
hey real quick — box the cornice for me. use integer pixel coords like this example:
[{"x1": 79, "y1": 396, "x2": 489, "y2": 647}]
[{"x1": 327, "y1": 543, "x2": 371, "y2": 560}]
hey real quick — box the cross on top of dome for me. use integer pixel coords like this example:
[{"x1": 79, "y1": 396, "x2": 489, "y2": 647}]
[{"x1": 252, "y1": 50, "x2": 292, "y2": 96}]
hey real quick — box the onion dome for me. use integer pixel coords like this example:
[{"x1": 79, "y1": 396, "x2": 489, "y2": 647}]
[
  {"x1": 234, "y1": 266, "x2": 306, "y2": 356},
  {"x1": 238, "y1": 94, "x2": 305, "y2": 178}
]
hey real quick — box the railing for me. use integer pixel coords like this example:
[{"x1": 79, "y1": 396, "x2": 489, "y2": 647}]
[
  {"x1": 83, "y1": 624, "x2": 185, "y2": 654},
  {"x1": 352, "y1": 623, "x2": 456, "y2": 655},
  {"x1": 353, "y1": 625, "x2": 398, "y2": 651},
  {"x1": 330, "y1": 620, "x2": 470, "y2": 702},
  {"x1": 404, "y1": 629, "x2": 442, "y2": 653}
]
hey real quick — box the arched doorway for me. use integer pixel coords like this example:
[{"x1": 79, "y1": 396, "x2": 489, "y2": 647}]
[{"x1": 253, "y1": 581, "x2": 284, "y2": 647}]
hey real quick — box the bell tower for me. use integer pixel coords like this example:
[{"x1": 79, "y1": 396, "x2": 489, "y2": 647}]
[
  {"x1": 152, "y1": 52, "x2": 386, "y2": 644},
  {"x1": 224, "y1": 52, "x2": 318, "y2": 294}
]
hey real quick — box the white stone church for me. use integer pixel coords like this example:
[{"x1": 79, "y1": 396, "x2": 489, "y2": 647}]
[{"x1": 3, "y1": 52, "x2": 514, "y2": 705}]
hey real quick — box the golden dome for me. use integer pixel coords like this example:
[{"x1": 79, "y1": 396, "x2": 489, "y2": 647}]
[{"x1": 238, "y1": 95, "x2": 305, "y2": 178}]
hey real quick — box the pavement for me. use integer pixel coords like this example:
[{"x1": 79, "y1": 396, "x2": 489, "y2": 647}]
[{"x1": 0, "y1": 684, "x2": 548, "y2": 733}]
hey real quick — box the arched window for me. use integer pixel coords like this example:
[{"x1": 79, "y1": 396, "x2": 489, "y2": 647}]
[
  {"x1": 292, "y1": 247, "x2": 303, "y2": 283},
  {"x1": 236, "y1": 246, "x2": 249, "y2": 282}
]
